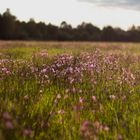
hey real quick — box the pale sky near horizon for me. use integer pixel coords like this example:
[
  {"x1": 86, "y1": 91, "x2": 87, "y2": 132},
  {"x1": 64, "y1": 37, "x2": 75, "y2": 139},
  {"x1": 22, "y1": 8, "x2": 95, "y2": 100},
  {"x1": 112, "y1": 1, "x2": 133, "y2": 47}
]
[{"x1": 0, "y1": 0, "x2": 140, "y2": 30}]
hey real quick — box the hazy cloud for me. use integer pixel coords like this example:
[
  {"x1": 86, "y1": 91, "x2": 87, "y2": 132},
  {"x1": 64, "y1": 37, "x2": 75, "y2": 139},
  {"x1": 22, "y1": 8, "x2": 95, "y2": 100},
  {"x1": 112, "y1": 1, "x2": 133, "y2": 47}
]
[{"x1": 78, "y1": 0, "x2": 140, "y2": 10}]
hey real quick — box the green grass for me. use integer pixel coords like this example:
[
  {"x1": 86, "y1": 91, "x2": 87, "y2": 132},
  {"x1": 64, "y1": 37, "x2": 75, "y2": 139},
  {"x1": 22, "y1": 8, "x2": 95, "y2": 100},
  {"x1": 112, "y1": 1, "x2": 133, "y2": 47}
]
[{"x1": 0, "y1": 41, "x2": 140, "y2": 140}]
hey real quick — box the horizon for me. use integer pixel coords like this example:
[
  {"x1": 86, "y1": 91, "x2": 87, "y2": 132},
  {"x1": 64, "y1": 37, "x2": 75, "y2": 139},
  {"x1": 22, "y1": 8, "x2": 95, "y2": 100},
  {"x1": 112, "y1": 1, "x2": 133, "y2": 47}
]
[{"x1": 0, "y1": 0, "x2": 140, "y2": 30}]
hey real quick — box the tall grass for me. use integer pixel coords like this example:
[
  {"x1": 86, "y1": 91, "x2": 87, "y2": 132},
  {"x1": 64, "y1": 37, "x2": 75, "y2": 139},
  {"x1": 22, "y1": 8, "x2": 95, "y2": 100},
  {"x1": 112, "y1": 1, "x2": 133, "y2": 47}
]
[{"x1": 0, "y1": 42, "x2": 140, "y2": 140}]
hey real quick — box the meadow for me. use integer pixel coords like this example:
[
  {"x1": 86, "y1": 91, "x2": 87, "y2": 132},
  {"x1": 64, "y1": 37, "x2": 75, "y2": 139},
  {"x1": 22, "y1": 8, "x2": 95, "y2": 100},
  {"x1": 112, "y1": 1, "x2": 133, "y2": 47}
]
[{"x1": 0, "y1": 41, "x2": 140, "y2": 140}]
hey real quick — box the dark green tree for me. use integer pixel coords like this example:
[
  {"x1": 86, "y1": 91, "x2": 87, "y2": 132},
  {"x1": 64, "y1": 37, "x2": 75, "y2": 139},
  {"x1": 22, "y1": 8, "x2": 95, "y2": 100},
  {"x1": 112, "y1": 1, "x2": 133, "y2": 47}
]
[{"x1": 0, "y1": 8, "x2": 16, "y2": 39}]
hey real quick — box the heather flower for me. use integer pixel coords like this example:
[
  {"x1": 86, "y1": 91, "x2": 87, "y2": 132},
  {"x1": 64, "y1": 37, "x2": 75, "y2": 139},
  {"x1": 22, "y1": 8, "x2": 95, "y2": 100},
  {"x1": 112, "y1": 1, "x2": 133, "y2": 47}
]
[
  {"x1": 94, "y1": 121, "x2": 100, "y2": 129},
  {"x1": 39, "y1": 90, "x2": 43, "y2": 93},
  {"x1": 79, "y1": 89, "x2": 82, "y2": 93},
  {"x1": 57, "y1": 109, "x2": 65, "y2": 114},
  {"x1": 41, "y1": 68, "x2": 47, "y2": 73},
  {"x1": 5, "y1": 121, "x2": 14, "y2": 129},
  {"x1": 109, "y1": 95, "x2": 116, "y2": 100},
  {"x1": 3, "y1": 112, "x2": 11, "y2": 120},
  {"x1": 122, "y1": 95, "x2": 126, "y2": 100},
  {"x1": 80, "y1": 120, "x2": 91, "y2": 133},
  {"x1": 122, "y1": 68, "x2": 135, "y2": 86},
  {"x1": 92, "y1": 96, "x2": 97, "y2": 102},
  {"x1": 57, "y1": 94, "x2": 61, "y2": 99},
  {"x1": 74, "y1": 103, "x2": 83, "y2": 111},
  {"x1": 23, "y1": 128, "x2": 33, "y2": 137},
  {"x1": 103, "y1": 125, "x2": 109, "y2": 132},
  {"x1": 118, "y1": 134, "x2": 123, "y2": 140},
  {"x1": 79, "y1": 97, "x2": 84, "y2": 104},
  {"x1": 64, "y1": 94, "x2": 68, "y2": 99},
  {"x1": 2, "y1": 67, "x2": 7, "y2": 72},
  {"x1": 72, "y1": 87, "x2": 76, "y2": 93},
  {"x1": 24, "y1": 95, "x2": 29, "y2": 101},
  {"x1": 65, "y1": 89, "x2": 69, "y2": 93},
  {"x1": 6, "y1": 70, "x2": 11, "y2": 75}
]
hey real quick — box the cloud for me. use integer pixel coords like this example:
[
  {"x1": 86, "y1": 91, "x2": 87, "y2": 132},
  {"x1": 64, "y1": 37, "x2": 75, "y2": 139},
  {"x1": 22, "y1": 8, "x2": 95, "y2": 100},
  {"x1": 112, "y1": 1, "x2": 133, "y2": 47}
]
[{"x1": 78, "y1": 0, "x2": 140, "y2": 10}]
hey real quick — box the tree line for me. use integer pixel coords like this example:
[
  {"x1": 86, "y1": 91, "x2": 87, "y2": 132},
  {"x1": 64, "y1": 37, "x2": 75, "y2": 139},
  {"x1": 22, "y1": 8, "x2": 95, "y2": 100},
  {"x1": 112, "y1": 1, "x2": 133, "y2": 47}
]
[{"x1": 0, "y1": 9, "x2": 140, "y2": 42}]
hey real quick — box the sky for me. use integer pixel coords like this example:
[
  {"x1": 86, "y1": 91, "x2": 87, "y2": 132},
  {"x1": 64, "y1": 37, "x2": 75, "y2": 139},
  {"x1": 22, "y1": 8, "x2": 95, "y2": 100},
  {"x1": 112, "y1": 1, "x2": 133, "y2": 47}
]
[{"x1": 0, "y1": 0, "x2": 140, "y2": 30}]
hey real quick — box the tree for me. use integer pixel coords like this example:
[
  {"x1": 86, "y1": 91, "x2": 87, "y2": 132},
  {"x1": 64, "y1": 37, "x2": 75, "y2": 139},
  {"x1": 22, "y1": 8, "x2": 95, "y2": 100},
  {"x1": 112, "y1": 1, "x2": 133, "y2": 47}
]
[
  {"x1": 127, "y1": 25, "x2": 140, "y2": 42},
  {"x1": 1, "y1": 8, "x2": 140, "y2": 42},
  {"x1": 46, "y1": 24, "x2": 59, "y2": 40},
  {"x1": 102, "y1": 26, "x2": 117, "y2": 41},
  {"x1": 77, "y1": 22, "x2": 101, "y2": 41},
  {"x1": 0, "y1": 8, "x2": 16, "y2": 39}
]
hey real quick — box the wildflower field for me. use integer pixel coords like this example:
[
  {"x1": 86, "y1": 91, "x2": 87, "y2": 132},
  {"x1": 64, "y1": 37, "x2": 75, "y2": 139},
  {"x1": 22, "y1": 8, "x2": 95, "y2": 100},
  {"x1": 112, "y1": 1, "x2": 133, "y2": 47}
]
[{"x1": 1, "y1": 41, "x2": 140, "y2": 140}]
